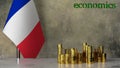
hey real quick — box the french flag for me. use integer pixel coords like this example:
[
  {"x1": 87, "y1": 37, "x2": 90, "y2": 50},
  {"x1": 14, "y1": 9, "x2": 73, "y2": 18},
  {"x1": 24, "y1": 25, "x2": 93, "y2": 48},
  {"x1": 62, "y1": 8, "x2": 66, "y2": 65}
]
[{"x1": 3, "y1": 0, "x2": 45, "y2": 58}]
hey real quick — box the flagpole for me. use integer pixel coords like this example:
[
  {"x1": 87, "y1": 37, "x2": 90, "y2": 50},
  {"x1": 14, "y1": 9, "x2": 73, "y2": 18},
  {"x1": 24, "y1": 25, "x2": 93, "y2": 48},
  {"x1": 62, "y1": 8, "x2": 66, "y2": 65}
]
[{"x1": 16, "y1": 48, "x2": 20, "y2": 64}]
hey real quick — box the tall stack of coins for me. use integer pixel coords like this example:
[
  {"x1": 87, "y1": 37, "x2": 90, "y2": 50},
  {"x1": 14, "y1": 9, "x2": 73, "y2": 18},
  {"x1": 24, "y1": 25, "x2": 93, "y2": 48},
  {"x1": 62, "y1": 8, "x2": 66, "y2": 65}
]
[
  {"x1": 57, "y1": 44, "x2": 63, "y2": 63},
  {"x1": 70, "y1": 48, "x2": 77, "y2": 64},
  {"x1": 85, "y1": 45, "x2": 88, "y2": 63},
  {"x1": 57, "y1": 43, "x2": 107, "y2": 64},
  {"x1": 82, "y1": 42, "x2": 88, "y2": 63},
  {"x1": 87, "y1": 46, "x2": 93, "y2": 64}
]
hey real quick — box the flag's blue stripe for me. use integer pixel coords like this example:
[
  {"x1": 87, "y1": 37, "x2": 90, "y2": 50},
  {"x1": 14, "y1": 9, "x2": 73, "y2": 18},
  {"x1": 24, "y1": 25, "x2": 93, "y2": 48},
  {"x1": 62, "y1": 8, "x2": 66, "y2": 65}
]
[{"x1": 4, "y1": 0, "x2": 30, "y2": 26}]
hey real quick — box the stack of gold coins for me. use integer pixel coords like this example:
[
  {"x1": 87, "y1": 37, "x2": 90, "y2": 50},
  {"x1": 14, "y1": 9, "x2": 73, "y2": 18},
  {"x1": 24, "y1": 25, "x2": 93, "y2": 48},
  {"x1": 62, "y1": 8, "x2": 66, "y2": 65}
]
[
  {"x1": 94, "y1": 49, "x2": 98, "y2": 62},
  {"x1": 57, "y1": 44, "x2": 63, "y2": 63},
  {"x1": 102, "y1": 53, "x2": 106, "y2": 62},
  {"x1": 82, "y1": 43, "x2": 88, "y2": 63},
  {"x1": 87, "y1": 46, "x2": 93, "y2": 64},
  {"x1": 65, "y1": 49, "x2": 70, "y2": 64},
  {"x1": 70, "y1": 48, "x2": 77, "y2": 64},
  {"x1": 60, "y1": 54, "x2": 65, "y2": 64},
  {"x1": 57, "y1": 43, "x2": 107, "y2": 64},
  {"x1": 82, "y1": 51, "x2": 86, "y2": 63},
  {"x1": 98, "y1": 56, "x2": 102, "y2": 62},
  {"x1": 97, "y1": 50, "x2": 102, "y2": 62},
  {"x1": 65, "y1": 53, "x2": 70, "y2": 64},
  {"x1": 97, "y1": 46, "x2": 103, "y2": 62},
  {"x1": 77, "y1": 53, "x2": 82, "y2": 64},
  {"x1": 85, "y1": 45, "x2": 88, "y2": 63}
]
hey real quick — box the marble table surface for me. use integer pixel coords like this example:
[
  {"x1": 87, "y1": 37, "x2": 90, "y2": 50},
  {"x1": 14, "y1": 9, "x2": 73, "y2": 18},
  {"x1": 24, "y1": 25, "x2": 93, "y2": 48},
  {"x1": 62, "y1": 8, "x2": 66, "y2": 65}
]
[{"x1": 0, "y1": 58, "x2": 120, "y2": 68}]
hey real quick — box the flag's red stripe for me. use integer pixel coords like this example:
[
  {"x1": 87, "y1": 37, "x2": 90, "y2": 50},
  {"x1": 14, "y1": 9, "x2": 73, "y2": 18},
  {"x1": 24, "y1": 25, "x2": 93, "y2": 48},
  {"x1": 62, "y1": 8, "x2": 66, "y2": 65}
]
[{"x1": 17, "y1": 22, "x2": 45, "y2": 58}]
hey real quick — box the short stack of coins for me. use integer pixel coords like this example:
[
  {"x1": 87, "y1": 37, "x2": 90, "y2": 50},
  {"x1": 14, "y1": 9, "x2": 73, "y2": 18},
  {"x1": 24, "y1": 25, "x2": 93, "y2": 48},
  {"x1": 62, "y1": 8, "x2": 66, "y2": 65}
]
[
  {"x1": 77, "y1": 53, "x2": 82, "y2": 64},
  {"x1": 87, "y1": 45, "x2": 93, "y2": 64},
  {"x1": 57, "y1": 42, "x2": 107, "y2": 64},
  {"x1": 64, "y1": 49, "x2": 70, "y2": 64}
]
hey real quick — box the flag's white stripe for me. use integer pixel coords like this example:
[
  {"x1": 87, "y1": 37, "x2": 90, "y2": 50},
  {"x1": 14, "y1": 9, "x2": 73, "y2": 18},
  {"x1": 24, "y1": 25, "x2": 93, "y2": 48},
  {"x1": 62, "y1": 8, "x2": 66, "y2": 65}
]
[{"x1": 3, "y1": 0, "x2": 39, "y2": 45}]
